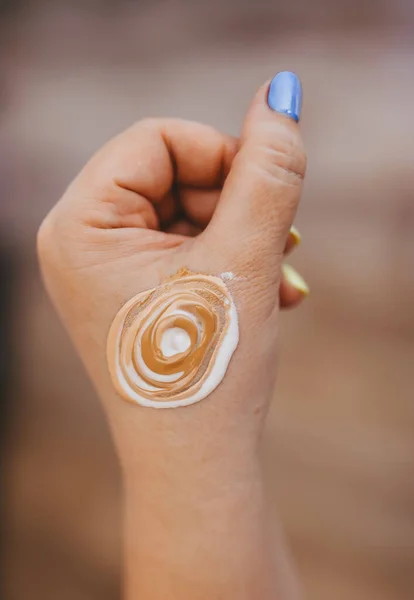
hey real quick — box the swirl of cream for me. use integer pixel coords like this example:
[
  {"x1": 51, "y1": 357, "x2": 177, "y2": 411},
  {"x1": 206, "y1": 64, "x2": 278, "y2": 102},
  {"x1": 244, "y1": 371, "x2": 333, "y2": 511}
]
[{"x1": 106, "y1": 270, "x2": 239, "y2": 408}]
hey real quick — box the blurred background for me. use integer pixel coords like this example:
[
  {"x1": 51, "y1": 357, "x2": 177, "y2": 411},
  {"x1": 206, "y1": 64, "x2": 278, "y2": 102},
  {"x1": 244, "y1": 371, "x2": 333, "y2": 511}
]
[{"x1": 1, "y1": 1, "x2": 414, "y2": 598}]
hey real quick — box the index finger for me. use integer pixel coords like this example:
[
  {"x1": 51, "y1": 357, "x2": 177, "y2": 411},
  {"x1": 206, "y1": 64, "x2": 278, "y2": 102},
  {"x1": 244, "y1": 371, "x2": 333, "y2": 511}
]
[{"x1": 73, "y1": 118, "x2": 238, "y2": 204}]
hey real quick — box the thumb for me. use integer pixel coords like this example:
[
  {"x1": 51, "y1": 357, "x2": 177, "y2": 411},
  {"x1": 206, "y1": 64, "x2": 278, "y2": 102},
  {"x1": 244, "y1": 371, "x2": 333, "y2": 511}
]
[{"x1": 201, "y1": 72, "x2": 306, "y2": 274}]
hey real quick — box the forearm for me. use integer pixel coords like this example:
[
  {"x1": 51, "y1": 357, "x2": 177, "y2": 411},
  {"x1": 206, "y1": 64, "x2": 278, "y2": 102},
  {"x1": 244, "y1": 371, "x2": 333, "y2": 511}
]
[{"x1": 118, "y1": 413, "x2": 300, "y2": 600}]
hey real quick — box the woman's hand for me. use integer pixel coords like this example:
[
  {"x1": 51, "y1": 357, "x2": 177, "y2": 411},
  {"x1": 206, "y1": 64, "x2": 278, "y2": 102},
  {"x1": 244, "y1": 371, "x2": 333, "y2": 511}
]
[{"x1": 37, "y1": 73, "x2": 307, "y2": 600}]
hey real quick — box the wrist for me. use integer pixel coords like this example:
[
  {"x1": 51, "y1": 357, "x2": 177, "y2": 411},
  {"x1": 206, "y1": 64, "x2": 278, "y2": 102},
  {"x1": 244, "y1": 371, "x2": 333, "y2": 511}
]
[
  {"x1": 122, "y1": 445, "x2": 272, "y2": 600},
  {"x1": 110, "y1": 382, "x2": 269, "y2": 478},
  {"x1": 116, "y1": 400, "x2": 262, "y2": 478}
]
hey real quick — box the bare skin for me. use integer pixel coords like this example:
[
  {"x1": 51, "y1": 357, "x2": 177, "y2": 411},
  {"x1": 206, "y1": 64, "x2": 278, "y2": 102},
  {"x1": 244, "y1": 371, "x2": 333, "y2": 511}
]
[{"x1": 37, "y1": 81, "x2": 307, "y2": 600}]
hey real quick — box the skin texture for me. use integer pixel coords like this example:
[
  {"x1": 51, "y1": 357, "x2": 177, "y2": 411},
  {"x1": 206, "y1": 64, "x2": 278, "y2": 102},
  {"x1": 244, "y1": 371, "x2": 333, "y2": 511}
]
[{"x1": 37, "y1": 81, "x2": 307, "y2": 600}]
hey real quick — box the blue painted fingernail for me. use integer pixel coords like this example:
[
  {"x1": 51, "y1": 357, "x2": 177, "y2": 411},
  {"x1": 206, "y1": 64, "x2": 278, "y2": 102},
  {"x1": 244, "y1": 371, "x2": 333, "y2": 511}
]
[{"x1": 267, "y1": 71, "x2": 302, "y2": 122}]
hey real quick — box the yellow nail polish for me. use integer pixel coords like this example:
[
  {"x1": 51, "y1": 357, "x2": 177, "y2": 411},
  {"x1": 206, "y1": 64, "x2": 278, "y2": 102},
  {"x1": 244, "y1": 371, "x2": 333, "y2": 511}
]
[
  {"x1": 289, "y1": 225, "x2": 302, "y2": 247},
  {"x1": 282, "y1": 264, "x2": 310, "y2": 296}
]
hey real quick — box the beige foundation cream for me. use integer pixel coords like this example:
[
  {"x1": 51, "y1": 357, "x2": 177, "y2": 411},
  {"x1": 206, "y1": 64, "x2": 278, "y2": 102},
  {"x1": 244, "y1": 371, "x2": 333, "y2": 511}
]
[{"x1": 107, "y1": 269, "x2": 239, "y2": 408}]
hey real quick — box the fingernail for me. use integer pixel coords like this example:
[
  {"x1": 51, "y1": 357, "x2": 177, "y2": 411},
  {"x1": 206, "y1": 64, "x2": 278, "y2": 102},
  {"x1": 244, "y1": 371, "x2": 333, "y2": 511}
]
[
  {"x1": 268, "y1": 71, "x2": 302, "y2": 122},
  {"x1": 282, "y1": 264, "x2": 309, "y2": 296},
  {"x1": 289, "y1": 225, "x2": 302, "y2": 247}
]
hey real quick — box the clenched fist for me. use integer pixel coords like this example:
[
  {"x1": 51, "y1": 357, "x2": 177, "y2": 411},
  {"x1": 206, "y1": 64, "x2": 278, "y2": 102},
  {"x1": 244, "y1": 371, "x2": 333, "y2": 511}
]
[{"x1": 38, "y1": 72, "x2": 307, "y2": 600}]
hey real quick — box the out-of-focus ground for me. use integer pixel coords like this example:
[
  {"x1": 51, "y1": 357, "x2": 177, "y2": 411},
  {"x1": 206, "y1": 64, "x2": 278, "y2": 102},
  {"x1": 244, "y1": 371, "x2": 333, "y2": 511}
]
[{"x1": 2, "y1": 2, "x2": 414, "y2": 599}]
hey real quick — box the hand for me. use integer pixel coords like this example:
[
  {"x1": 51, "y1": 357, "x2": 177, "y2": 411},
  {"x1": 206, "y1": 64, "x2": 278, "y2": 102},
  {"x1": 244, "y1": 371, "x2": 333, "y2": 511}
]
[
  {"x1": 38, "y1": 73, "x2": 307, "y2": 599},
  {"x1": 37, "y1": 76, "x2": 307, "y2": 444}
]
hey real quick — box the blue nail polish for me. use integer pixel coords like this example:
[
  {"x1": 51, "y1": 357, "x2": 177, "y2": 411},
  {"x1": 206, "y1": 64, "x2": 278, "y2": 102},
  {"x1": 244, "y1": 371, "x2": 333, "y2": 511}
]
[{"x1": 268, "y1": 71, "x2": 302, "y2": 122}]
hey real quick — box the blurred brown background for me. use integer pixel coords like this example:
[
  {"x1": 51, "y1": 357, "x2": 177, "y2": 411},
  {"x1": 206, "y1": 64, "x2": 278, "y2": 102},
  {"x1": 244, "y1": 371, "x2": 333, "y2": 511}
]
[{"x1": 1, "y1": 1, "x2": 414, "y2": 599}]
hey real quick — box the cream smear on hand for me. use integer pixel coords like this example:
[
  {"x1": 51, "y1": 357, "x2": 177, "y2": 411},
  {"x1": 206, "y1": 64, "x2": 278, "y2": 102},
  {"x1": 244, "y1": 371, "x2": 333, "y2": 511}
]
[{"x1": 107, "y1": 269, "x2": 239, "y2": 408}]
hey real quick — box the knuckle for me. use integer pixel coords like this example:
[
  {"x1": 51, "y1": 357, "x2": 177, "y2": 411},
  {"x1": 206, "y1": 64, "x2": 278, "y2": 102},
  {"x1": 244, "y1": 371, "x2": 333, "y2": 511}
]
[
  {"x1": 37, "y1": 213, "x2": 56, "y2": 266},
  {"x1": 132, "y1": 117, "x2": 163, "y2": 135},
  {"x1": 136, "y1": 117, "x2": 158, "y2": 129},
  {"x1": 37, "y1": 207, "x2": 72, "y2": 270}
]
